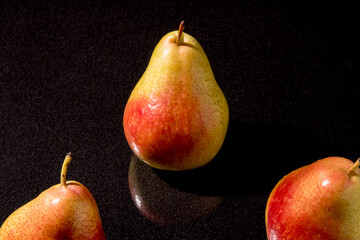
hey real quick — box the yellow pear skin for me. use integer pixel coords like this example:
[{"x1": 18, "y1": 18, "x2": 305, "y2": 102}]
[
  {"x1": 123, "y1": 22, "x2": 229, "y2": 171},
  {"x1": 0, "y1": 153, "x2": 106, "y2": 240}
]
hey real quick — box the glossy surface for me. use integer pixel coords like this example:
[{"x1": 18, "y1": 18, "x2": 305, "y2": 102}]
[
  {"x1": 1, "y1": 1, "x2": 359, "y2": 239},
  {"x1": 266, "y1": 157, "x2": 360, "y2": 240},
  {"x1": 123, "y1": 30, "x2": 229, "y2": 171},
  {"x1": 128, "y1": 154, "x2": 223, "y2": 224}
]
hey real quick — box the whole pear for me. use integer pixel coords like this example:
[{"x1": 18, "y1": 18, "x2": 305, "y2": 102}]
[
  {"x1": 266, "y1": 156, "x2": 360, "y2": 240},
  {"x1": 0, "y1": 153, "x2": 106, "y2": 240},
  {"x1": 123, "y1": 21, "x2": 229, "y2": 171}
]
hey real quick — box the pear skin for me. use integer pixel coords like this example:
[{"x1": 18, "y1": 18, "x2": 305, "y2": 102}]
[
  {"x1": 266, "y1": 157, "x2": 360, "y2": 240},
  {"x1": 0, "y1": 153, "x2": 106, "y2": 240},
  {"x1": 123, "y1": 22, "x2": 229, "y2": 171}
]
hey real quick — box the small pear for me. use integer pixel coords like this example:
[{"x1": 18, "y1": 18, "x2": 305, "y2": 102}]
[
  {"x1": 0, "y1": 153, "x2": 106, "y2": 240},
  {"x1": 123, "y1": 21, "x2": 229, "y2": 171}
]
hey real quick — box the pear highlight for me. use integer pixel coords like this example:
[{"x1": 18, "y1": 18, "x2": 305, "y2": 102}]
[
  {"x1": 0, "y1": 153, "x2": 106, "y2": 240},
  {"x1": 123, "y1": 21, "x2": 229, "y2": 171}
]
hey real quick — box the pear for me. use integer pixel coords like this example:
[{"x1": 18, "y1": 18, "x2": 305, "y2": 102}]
[
  {"x1": 266, "y1": 156, "x2": 360, "y2": 240},
  {"x1": 0, "y1": 153, "x2": 106, "y2": 240},
  {"x1": 123, "y1": 21, "x2": 229, "y2": 171}
]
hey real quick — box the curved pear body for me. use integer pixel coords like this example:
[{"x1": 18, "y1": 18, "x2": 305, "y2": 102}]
[
  {"x1": 0, "y1": 181, "x2": 105, "y2": 240},
  {"x1": 123, "y1": 29, "x2": 229, "y2": 171},
  {"x1": 266, "y1": 157, "x2": 360, "y2": 240}
]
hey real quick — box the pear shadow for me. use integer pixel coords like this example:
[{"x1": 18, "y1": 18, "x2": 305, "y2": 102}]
[
  {"x1": 154, "y1": 120, "x2": 342, "y2": 197},
  {"x1": 128, "y1": 154, "x2": 223, "y2": 225}
]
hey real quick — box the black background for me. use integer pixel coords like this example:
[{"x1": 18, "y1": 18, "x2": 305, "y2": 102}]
[{"x1": 1, "y1": 0, "x2": 359, "y2": 239}]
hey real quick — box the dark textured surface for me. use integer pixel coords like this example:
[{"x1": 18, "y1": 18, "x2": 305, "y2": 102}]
[{"x1": 1, "y1": 1, "x2": 359, "y2": 239}]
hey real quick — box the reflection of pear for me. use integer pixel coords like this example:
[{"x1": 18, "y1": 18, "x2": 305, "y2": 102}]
[
  {"x1": 0, "y1": 153, "x2": 106, "y2": 239},
  {"x1": 123, "y1": 21, "x2": 229, "y2": 171},
  {"x1": 128, "y1": 154, "x2": 223, "y2": 225}
]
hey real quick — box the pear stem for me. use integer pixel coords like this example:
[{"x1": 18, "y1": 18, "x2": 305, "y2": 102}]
[
  {"x1": 60, "y1": 152, "x2": 72, "y2": 186},
  {"x1": 176, "y1": 21, "x2": 185, "y2": 44},
  {"x1": 347, "y1": 158, "x2": 360, "y2": 175}
]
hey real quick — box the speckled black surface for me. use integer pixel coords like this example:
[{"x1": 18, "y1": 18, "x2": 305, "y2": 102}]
[{"x1": 1, "y1": 1, "x2": 359, "y2": 239}]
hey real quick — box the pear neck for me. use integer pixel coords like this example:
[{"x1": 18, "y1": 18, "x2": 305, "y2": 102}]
[{"x1": 60, "y1": 153, "x2": 72, "y2": 186}]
